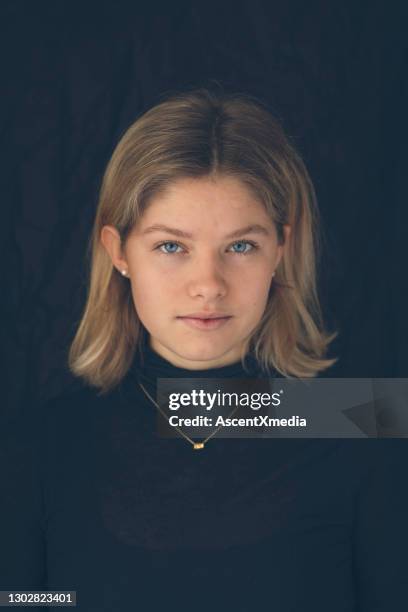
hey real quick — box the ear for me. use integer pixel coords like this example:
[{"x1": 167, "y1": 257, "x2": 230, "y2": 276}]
[
  {"x1": 275, "y1": 224, "x2": 291, "y2": 269},
  {"x1": 100, "y1": 225, "x2": 128, "y2": 273},
  {"x1": 282, "y1": 224, "x2": 291, "y2": 243}
]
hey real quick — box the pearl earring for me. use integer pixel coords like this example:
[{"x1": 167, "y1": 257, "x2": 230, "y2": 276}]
[{"x1": 121, "y1": 269, "x2": 128, "y2": 276}]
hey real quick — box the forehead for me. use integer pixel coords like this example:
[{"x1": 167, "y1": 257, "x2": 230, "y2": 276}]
[{"x1": 139, "y1": 175, "x2": 272, "y2": 227}]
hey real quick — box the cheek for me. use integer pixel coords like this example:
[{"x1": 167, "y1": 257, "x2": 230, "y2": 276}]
[
  {"x1": 243, "y1": 289, "x2": 270, "y2": 315},
  {"x1": 130, "y1": 270, "x2": 174, "y2": 311},
  {"x1": 236, "y1": 267, "x2": 273, "y2": 302}
]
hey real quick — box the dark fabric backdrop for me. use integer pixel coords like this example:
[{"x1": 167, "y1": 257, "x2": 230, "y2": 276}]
[{"x1": 1, "y1": 0, "x2": 407, "y2": 419}]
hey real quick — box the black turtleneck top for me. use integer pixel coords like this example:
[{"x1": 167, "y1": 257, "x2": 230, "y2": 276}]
[{"x1": 1, "y1": 341, "x2": 407, "y2": 611}]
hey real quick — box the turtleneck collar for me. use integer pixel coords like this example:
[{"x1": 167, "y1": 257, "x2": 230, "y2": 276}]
[
  {"x1": 117, "y1": 332, "x2": 279, "y2": 415},
  {"x1": 129, "y1": 331, "x2": 268, "y2": 387}
]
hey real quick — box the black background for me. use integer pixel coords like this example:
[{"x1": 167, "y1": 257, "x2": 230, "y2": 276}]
[{"x1": 2, "y1": 0, "x2": 407, "y2": 416}]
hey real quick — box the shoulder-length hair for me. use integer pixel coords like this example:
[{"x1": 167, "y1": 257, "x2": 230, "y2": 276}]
[{"x1": 68, "y1": 86, "x2": 337, "y2": 394}]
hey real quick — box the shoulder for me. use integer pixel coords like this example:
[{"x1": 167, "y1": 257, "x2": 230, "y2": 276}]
[
  {"x1": 359, "y1": 438, "x2": 408, "y2": 484},
  {"x1": 335, "y1": 438, "x2": 408, "y2": 501},
  {"x1": 353, "y1": 438, "x2": 408, "y2": 470},
  {"x1": 299, "y1": 438, "x2": 408, "y2": 499},
  {"x1": 26, "y1": 385, "x2": 92, "y2": 429},
  {"x1": 35, "y1": 381, "x2": 118, "y2": 420},
  {"x1": 16, "y1": 382, "x2": 120, "y2": 448}
]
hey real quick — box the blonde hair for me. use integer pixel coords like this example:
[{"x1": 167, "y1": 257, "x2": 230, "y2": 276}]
[{"x1": 68, "y1": 86, "x2": 337, "y2": 394}]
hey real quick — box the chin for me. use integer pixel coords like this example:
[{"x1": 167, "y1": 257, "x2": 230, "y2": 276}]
[{"x1": 173, "y1": 339, "x2": 237, "y2": 364}]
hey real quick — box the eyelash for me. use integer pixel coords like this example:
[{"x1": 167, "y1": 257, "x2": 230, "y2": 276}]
[{"x1": 155, "y1": 240, "x2": 260, "y2": 256}]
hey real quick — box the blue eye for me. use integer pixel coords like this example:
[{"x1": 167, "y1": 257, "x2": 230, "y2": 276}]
[
  {"x1": 158, "y1": 242, "x2": 184, "y2": 254},
  {"x1": 155, "y1": 240, "x2": 258, "y2": 256},
  {"x1": 229, "y1": 240, "x2": 257, "y2": 254}
]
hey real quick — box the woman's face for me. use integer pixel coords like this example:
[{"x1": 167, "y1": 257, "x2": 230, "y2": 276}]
[{"x1": 102, "y1": 175, "x2": 287, "y2": 370}]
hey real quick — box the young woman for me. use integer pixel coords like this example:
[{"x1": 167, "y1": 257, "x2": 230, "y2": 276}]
[{"x1": 1, "y1": 88, "x2": 407, "y2": 611}]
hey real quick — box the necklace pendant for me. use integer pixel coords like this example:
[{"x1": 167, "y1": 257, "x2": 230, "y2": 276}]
[{"x1": 193, "y1": 442, "x2": 205, "y2": 450}]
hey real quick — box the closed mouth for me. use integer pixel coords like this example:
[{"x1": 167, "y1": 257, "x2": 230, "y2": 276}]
[{"x1": 177, "y1": 315, "x2": 232, "y2": 320}]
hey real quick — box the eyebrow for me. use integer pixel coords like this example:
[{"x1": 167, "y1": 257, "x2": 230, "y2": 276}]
[{"x1": 141, "y1": 223, "x2": 271, "y2": 239}]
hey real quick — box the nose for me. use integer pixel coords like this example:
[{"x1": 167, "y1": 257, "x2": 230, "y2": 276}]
[{"x1": 186, "y1": 253, "x2": 228, "y2": 300}]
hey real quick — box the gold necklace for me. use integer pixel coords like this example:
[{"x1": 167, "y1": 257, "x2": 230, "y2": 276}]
[{"x1": 138, "y1": 381, "x2": 241, "y2": 450}]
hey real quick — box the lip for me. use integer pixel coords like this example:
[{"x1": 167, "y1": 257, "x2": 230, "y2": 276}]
[
  {"x1": 179, "y1": 312, "x2": 231, "y2": 319},
  {"x1": 177, "y1": 316, "x2": 232, "y2": 331}
]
